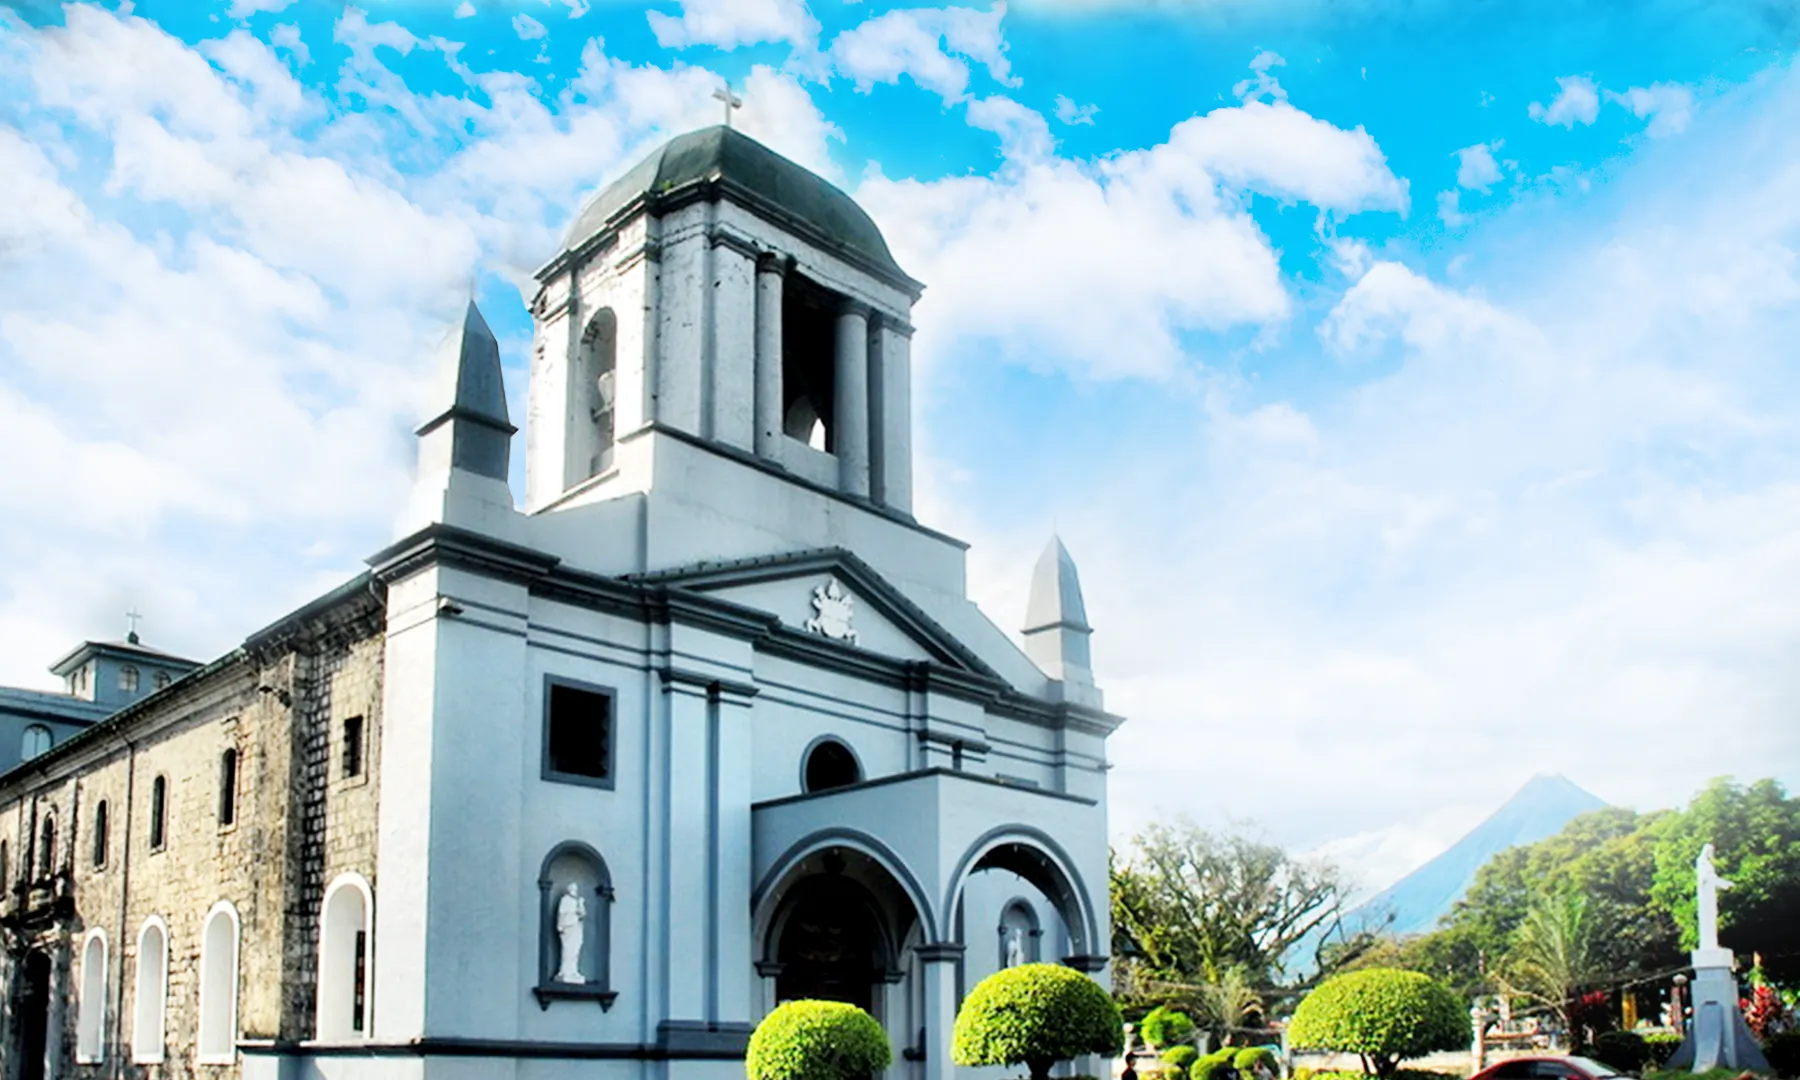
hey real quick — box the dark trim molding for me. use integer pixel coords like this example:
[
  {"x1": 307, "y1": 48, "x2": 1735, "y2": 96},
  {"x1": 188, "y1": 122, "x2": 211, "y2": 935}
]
[
  {"x1": 239, "y1": 1036, "x2": 744, "y2": 1061},
  {"x1": 751, "y1": 767, "x2": 1097, "y2": 813},
  {"x1": 656, "y1": 1021, "x2": 755, "y2": 1055}
]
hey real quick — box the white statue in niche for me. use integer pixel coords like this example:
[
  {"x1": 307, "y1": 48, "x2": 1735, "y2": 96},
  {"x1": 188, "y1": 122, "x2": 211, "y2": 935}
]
[
  {"x1": 1695, "y1": 842, "x2": 1733, "y2": 951},
  {"x1": 555, "y1": 883, "x2": 588, "y2": 984},
  {"x1": 1005, "y1": 927, "x2": 1026, "y2": 968},
  {"x1": 805, "y1": 578, "x2": 858, "y2": 645}
]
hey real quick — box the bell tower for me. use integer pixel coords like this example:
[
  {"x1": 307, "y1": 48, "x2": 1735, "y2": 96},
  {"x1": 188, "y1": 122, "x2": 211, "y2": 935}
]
[{"x1": 525, "y1": 127, "x2": 924, "y2": 518}]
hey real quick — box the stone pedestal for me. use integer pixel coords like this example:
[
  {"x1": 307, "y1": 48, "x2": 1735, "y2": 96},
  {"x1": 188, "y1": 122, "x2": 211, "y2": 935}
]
[{"x1": 1668, "y1": 950, "x2": 1770, "y2": 1073}]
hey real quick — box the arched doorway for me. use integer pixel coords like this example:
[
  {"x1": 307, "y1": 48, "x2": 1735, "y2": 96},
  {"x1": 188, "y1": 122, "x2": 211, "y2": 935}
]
[
  {"x1": 773, "y1": 874, "x2": 887, "y2": 1012},
  {"x1": 944, "y1": 827, "x2": 1102, "y2": 965},
  {"x1": 18, "y1": 949, "x2": 52, "y2": 1080}
]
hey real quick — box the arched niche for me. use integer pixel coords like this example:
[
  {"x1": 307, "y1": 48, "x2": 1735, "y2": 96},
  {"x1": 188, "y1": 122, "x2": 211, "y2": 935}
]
[
  {"x1": 944, "y1": 826, "x2": 1104, "y2": 969},
  {"x1": 570, "y1": 307, "x2": 618, "y2": 485},
  {"x1": 316, "y1": 873, "x2": 374, "y2": 1040},
  {"x1": 132, "y1": 916, "x2": 168, "y2": 1064},
  {"x1": 197, "y1": 901, "x2": 240, "y2": 1063},
  {"x1": 997, "y1": 897, "x2": 1043, "y2": 969},
  {"x1": 534, "y1": 841, "x2": 616, "y2": 1010},
  {"x1": 77, "y1": 929, "x2": 107, "y2": 1064}
]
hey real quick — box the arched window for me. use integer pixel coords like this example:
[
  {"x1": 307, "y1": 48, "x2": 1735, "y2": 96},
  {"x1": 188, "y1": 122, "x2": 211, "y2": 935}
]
[
  {"x1": 37, "y1": 809, "x2": 57, "y2": 880},
  {"x1": 533, "y1": 842, "x2": 616, "y2": 1009},
  {"x1": 802, "y1": 737, "x2": 861, "y2": 793},
  {"x1": 119, "y1": 665, "x2": 140, "y2": 693},
  {"x1": 21, "y1": 724, "x2": 51, "y2": 760},
  {"x1": 148, "y1": 775, "x2": 167, "y2": 850},
  {"x1": 92, "y1": 799, "x2": 109, "y2": 868},
  {"x1": 132, "y1": 917, "x2": 168, "y2": 1063},
  {"x1": 198, "y1": 901, "x2": 240, "y2": 1063},
  {"x1": 153, "y1": 670, "x2": 171, "y2": 691},
  {"x1": 576, "y1": 308, "x2": 618, "y2": 482},
  {"x1": 77, "y1": 929, "x2": 108, "y2": 1063},
  {"x1": 218, "y1": 747, "x2": 239, "y2": 827},
  {"x1": 317, "y1": 873, "x2": 374, "y2": 1040},
  {"x1": 780, "y1": 274, "x2": 845, "y2": 453}
]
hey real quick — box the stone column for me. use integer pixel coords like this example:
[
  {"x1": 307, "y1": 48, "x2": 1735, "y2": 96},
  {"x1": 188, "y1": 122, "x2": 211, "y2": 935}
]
[
  {"x1": 917, "y1": 943, "x2": 964, "y2": 1080},
  {"x1": 870, "y1": 317, "x2": 914, "y2": 512},
  {"x1": 754, "y1": 254, "x2": 787, "y2": 461},
  {"x1": 834, "y1": 300, "x2": 871, "y2": 498}
]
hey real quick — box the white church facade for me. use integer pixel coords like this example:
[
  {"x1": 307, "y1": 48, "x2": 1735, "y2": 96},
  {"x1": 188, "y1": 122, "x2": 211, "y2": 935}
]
[{"x1": 0, "y1": 126, "x2": 1122, "y2": 1080}]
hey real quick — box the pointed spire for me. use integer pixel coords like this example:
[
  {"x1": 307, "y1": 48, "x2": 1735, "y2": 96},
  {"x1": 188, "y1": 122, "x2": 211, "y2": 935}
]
[
  {"x1": 416, "y1": 300, "x2": 516, "y2": 481},
  {"x1": 1021, "y1": 535, "x2": 1098, "y2": 701}
]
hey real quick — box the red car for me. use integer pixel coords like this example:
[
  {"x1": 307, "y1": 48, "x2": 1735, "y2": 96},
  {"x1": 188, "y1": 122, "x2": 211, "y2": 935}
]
[{"x1": 1471, "y1": 1057, "x2": 1636, "y2": 1080}]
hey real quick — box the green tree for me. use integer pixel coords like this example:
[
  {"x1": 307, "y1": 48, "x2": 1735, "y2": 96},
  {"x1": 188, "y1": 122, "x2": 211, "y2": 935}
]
[
  {"x1": 1501, "y1": 889, "x2": 1601, "y2": 1041},
  {"x1": 1287, "y1": 968, "x2": 1467, "y2": 1078},
  {"x1": 1648, "y1": 777, "x2": 1800, "y2": 980},
  {"x1": 745, "y1": 1001, "x2": 891, "y2": 1080},
  {"x1": 952, "y1": 963, "x2": 1124, "y2": 1080},
  {"x1": 1111, "y1": 820, "x2": 1350, "y2": 987}
]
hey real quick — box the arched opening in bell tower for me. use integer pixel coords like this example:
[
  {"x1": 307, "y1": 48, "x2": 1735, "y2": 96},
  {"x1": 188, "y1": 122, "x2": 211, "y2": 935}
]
[
  {"x1": 571, "y1": 307, "x2": 618, "y2": 483},
  {"x1": 781, "y1": 273, "x2": 840, "y2": 452}
]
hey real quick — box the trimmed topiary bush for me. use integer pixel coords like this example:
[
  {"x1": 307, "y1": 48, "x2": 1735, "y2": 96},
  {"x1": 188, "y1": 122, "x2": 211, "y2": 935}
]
[
  {"x1": 953, "y1": 962, "x2": 1125, "y2": 1080},
  {"x1": 746, "y1": 1000, "x2": 891, "y2": 1080},
  {"x1": 1235, "y1": 1046, "x2": 1278, "y2": 1078},
  {"x1": 1192, "y1": 1047, "x2": 1240, "y2": 1080},
  {"x1": 1643, "y1": 1031, "x2": 1684, "y2": 1067},
  {"x1": 1592, "y1": 1031, "x2": 1651, "y2": 1073},
  {"x1": 1286, "y1": 969, "x2": 1467, "y2": 1079},
  {"x1": 1144, "y1": 1006, "x2": 1199, "y2": 1050},
  {"x1": 1164, "y1": 1046, "x2": 1201, "y2": 1071}
]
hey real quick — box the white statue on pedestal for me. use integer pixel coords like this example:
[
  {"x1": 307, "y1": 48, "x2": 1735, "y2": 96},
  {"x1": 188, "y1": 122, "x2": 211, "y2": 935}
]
[
  {"x1": 1694, "y1": 843, "x2": 1732, "y2": 951},
  {"x1": 1005, "y1": 927, "x2": 1026, "y2": 968},
  {"x1": 556, "y1": 882, "x2": 588, "y2": 984}
]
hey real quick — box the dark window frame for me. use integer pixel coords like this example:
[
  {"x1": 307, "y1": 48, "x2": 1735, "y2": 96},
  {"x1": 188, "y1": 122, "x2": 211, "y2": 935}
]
[
  {"x1": 342, "y1": 715, "x2": 365, "y2": 779},
  {"x1": 218, "y1": 747, "x2": 239, "y2": 828},
  {"x1": 540, "y1": 675, "x2": 617, "y2": 790},
  {"x1": 92, "y1": 799, "x2": 109, "y2": 869},
  {"x1": 800, "y1": 736, "x2": 862, "y2": 793},
  {"x1": 149, "y1": 775, "x2": 167, "y2": 851}
]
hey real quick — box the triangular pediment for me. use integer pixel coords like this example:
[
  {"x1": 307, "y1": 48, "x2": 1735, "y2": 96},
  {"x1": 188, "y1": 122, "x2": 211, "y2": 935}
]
[{"x1": 630, "y1": 549, "x2": 999, "y2": 677}]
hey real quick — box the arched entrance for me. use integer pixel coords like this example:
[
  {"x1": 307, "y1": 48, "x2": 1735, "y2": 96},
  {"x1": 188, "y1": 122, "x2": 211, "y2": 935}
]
[
  {"x1": 773, "y1": 874, "x2": 886, "y2": 1012},
  {"x1": 944, "y1": 827, "x2": 1102, "y2": 965},
  {"x1": 18, "y1": 949, "x2": 52, "y2": 1080},
  {"x1": 755, "y1": 838, "x2": 934, "y2": 1049}
]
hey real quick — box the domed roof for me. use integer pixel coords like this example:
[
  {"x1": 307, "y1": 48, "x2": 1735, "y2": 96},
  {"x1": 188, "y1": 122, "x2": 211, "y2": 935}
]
[{"x1": 556, "y1": 126, "x2": 914, "y2": 290}]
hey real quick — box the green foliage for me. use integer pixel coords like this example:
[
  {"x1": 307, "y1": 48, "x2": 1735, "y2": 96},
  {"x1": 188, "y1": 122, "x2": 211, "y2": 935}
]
[
  {"x1": 1111, "y1": 821, "x2": 1351, "y2": 986},
  {"x1": 1164, "y1": 1046, "x2": 1201, "y2": 1071},
  {"x1": 952, "y1": 963, "x2": 1124, "y2": 1080},
  {"x1": 1591, "y1": 1031, "x2": 1651, "y2": 1073},
  {"x1": 1191, "y1": 1049, "x2": 1238, "y2": 1080},
  {"x1": 1234, "y1": 1047, "x2": 1278, "y2": 1076},
  {"x1": 1501, "y1": 889, "x2": 1603, "y2": 1035},
  {"x1": 1764, "y1": 1031, "x2": 1800, "y2": 1078},
  {"x1": 1143, "y1": 1005, "x2": 1198, "y2": 1049},
  {"x1": 1287, "y1": 969, "x2": 1468, "y2": 1079},
  {"x1": 1642, "y1": 1031, "x2": 1684, "y2": 1067},
  {"x1": 1649, "y1": 778, "x2": 1800, "y2": 980},
  {"x1": 745, "y1": 1000, "x2": 891, "y2": 1080}
]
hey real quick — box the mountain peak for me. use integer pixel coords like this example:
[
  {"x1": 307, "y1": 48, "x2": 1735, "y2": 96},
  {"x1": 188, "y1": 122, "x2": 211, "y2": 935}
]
[{"x1": 1346, "y1": 775, "x2": 1606, "y2": 937}]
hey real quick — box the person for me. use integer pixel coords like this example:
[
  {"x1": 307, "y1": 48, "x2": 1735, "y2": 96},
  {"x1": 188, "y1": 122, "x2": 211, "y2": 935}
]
[{"x1": 1120, "y1": 1052, "x2": 1138, "y2": 1080}]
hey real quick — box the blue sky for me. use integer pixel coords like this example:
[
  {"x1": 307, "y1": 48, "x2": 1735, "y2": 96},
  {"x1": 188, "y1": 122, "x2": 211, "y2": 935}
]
[{"x1": 3, "y1": 0, "x2": 1799, "y2": 893}]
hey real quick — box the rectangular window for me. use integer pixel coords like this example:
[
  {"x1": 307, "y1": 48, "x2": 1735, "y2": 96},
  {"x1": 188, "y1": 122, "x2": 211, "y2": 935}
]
[
  {"x1": 543, "y1": 679, "x2": 614, "y2": 787},
  {"x1": 149, "y1": 775, "x2": 167, "y2": 850},
  {"x1": 343, "y1": 715, "x2": 364, "y2": 779},
  {"x1": 92, "y1": 800, "x2": 108, "y2": 868},
  {"x1": 219, "y1": 748, "x2": 238, "y2": 827},
  {"x1": 352, "y1": 930, "x2": 367, "y2": 1032}
]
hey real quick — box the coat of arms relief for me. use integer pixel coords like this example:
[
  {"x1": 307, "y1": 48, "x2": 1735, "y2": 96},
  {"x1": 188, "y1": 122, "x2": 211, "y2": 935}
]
[{"x1": 804, "y1": 577, "x2": 858, "y2": 645}]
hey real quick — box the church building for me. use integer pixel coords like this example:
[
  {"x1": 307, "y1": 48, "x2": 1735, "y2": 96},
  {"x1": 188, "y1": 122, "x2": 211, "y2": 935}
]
[{"x1": 0, "y1": 125, "x2": 1123, "y2": 1080}]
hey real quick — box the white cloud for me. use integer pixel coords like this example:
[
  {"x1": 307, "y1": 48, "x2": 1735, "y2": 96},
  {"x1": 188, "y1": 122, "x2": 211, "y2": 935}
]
[
  {"x1": 966, "y1": 95, "x2": 1051, "y2": 160},
  {"x1": 1232, "y1": 48, "x2": 1285, "y2": 102},
  {"x1": 512, "y1": 13, "x2": 547, "y2": 40},
  {"x1": 1529, "y1": 74, "x2": 1600, "y2": 127},
  {"x1": 1609, "y1": 81, "x2": 1694, "y2": 137},
  {"x1": 646, "y1": 0, "x2": 819, "y2": 51},
  {"x1": 454, "y1": 2, "x2": 476, "y2": 17},
  {"x1": 1053, "y1": 94, "x2": 1097, "y2": 125},
  {"x1": 858, "y1": 95, "x2": 1407, "y2": 381},
  {"x1": 562, "y1": 0, "x2": 590, "y2": 17},
  {"x1": 226, "y1": 0, "x2": 292, "y2": 18},
  {"x1": 1436, "y1": 188, "x2": 1467, "y2": 227},
  {"x1": 268, "y1": 23, "x2": 308, "y2": 67},
  {"x1": 1454, "y1": 140, "x2": 1500, "y2": 191},
  {"x1": 827, "y1": 2, "x2": 1015, "y2": 104}
]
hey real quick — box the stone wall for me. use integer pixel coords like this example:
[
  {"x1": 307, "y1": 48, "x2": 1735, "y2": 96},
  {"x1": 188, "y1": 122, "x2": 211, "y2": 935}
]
[{"x1": 0, "y1": 583, "x2": 383, "y2": 1080}]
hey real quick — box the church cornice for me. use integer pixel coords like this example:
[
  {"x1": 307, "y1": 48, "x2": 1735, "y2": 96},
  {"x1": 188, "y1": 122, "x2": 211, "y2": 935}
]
[{"x1": 749, "y1": 766, "x2": 1099, "y2": 812}]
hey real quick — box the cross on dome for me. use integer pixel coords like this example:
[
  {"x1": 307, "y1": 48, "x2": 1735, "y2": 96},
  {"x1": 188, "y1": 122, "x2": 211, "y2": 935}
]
[{"x1": 712, "y1": 83, "x2": 742, "y2": 127}]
